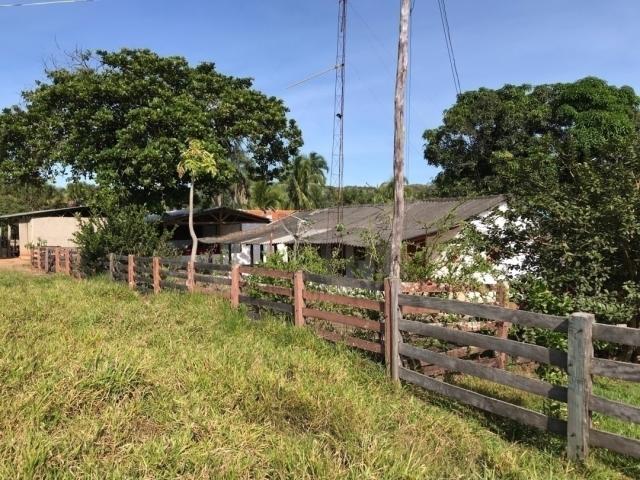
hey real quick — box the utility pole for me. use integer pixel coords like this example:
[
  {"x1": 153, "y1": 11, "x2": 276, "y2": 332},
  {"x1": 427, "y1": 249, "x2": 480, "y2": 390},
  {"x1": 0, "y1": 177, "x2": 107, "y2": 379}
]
[
  {"x1": 390, "y1": 0, "x2": 410, "y2": 280},
  {"x1": 388, "y1": 0, "x2": 411, "y2": 381}
]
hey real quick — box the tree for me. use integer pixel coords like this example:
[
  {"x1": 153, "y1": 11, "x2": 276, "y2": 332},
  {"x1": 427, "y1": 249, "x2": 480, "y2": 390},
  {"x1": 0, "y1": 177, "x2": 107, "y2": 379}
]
[
  {"x1": 178, "y1": 140, "x2": 218, "y2": 263},
  {"x1": 249, "y1": 180, "x2": 285, "y2": 210},
  {"x1": 284, "y1": 152, "x2": 328, "y2": 209},
  {"x1": 424, "y1": 77, "x2": 640, "y2": 327},
  {"x1": 74, "y1": 202, "x2": 174, "y2": 274},
  {"x1": 0, "y1": 183, "x2": 66, "y2": 215},
  {"x1": 1, "y1": 49, "x2": 302, "y2": 211}
]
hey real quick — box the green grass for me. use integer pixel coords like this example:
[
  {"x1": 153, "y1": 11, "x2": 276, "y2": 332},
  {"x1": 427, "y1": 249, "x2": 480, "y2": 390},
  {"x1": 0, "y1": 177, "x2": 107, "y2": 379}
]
[{"x1": 0, "y1": 271, "x2": 636, "y2": 479}]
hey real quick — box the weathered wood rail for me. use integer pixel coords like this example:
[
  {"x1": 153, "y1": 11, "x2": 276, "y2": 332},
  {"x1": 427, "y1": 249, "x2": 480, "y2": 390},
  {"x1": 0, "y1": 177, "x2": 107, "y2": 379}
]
[
  {"x1": 31, "y1": 251, "x2": 640, "y2": 462},
  {"x1": 392, "y1": 294, "x2": 640, "y2": 461},
  {"x1": 30, "y1": 247, "x2": 81, "y2": 278}
]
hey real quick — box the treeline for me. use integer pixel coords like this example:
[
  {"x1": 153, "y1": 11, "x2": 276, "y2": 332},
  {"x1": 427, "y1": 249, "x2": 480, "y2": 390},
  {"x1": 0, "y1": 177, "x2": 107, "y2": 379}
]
[{"x1": 1, "y1": 48, "x2": 639, "y2": 333}]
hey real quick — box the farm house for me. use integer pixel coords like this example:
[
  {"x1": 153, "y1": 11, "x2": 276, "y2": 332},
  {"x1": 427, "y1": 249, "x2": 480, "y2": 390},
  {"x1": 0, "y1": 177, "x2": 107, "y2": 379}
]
[{"x1": 199, "y1": 196, "x2": 506, "y2": 275}]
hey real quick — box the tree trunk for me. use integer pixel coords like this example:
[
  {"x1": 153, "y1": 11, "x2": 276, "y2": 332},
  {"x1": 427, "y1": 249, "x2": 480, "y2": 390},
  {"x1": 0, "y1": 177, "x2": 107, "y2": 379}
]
[{"x1": 189, "y1": 181, "x2": 198, "y2": 263}]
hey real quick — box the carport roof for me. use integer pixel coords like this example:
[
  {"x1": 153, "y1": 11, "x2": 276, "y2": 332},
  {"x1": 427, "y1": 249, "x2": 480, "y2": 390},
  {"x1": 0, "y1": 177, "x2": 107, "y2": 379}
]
[{"x1": 0, "y1": 206, "x2": 90, "y2": 223}]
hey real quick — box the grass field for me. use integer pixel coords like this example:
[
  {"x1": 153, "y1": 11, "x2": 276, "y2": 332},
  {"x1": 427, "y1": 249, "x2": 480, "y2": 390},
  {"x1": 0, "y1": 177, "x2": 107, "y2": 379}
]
[{"x1": 0, "y1": 271, "x2": 637, "y2": 479}]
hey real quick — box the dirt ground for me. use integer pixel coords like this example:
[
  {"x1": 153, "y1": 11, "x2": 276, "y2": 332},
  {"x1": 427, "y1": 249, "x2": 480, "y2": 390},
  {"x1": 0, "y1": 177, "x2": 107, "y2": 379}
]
[{"x1": 0, "y1": 258, "x2": 32, "y2": 272}]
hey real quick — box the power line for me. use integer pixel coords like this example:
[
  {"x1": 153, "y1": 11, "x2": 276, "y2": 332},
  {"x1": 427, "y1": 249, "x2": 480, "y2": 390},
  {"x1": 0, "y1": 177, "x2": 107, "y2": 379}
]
[
  {"x1": 0, "y1": 0, "x2": 92, "y2": 7},
  {"x1": 437, "y1": 0, "x2": 461, "y2": 95}
]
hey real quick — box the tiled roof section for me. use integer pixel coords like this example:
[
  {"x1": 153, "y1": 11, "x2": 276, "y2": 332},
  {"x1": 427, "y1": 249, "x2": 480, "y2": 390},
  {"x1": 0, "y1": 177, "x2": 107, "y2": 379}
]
[
  {"x1": 200, "y1": 196, "x2": 505, "y2": 247},
  {"x1": 242, "y1": 209, "x2": 296, "y2": 222}
]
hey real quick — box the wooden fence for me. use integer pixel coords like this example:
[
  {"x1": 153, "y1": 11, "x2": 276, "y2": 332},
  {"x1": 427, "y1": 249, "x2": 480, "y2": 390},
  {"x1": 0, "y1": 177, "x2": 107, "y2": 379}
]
[
  {"x1": 391, "y1": 291, "x2": 640, "y2": 460},
  {"x1": 30, "y1": 247, "x2": 82, "y2": 278},
  {"x1": 32, "y1": 252, "x2": 640, "y2": 462}
]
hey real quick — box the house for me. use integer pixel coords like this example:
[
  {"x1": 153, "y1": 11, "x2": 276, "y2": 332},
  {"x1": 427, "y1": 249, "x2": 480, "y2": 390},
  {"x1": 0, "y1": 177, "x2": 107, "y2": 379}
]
[
  {"x1": 153, "y1": 207, "x2": 294, "y2": 260},
  {"x1": 0, "y1": 205, "x2": 292, "y2": 261},
  {"x1": 199, "y1": 196, "x2": 506, "y2": 272},
  {"x1": 0, "y1": 206, "x2": 91, "y2": 259}
]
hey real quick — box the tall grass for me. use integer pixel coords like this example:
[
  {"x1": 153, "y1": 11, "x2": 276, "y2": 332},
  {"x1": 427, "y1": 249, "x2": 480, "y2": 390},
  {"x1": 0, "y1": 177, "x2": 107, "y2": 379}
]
[{"x1": 0, "y1": 272, "x2": 634, "y2": 479}]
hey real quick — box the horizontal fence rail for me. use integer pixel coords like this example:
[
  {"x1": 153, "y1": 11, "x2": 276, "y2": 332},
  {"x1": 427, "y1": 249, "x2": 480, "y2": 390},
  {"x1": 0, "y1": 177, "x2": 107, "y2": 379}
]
[
  {"x1": 31, "y1": 251, "x2": 640, "y2": 463},
  {"x1": 30, "y1": 247, "x2": 82, "y2": 278},
  {"x1": 395, "y1": 294, "x2": 640, "y2": 461}
]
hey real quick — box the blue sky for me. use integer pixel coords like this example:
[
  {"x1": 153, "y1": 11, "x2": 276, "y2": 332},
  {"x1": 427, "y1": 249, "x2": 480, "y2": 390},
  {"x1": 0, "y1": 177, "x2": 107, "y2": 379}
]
[{"x1": 1, "y1": 0, "x2": 638, "y2": 186}]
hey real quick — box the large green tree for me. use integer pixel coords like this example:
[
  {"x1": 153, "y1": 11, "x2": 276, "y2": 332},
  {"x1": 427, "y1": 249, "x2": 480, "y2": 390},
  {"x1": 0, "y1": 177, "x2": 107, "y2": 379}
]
[
  {"x1": 0, "y1": 49, "x2": 302, "y2": 211},
  {"x1": 424, "y1": 77, "x2": 640, "y2": 326}
]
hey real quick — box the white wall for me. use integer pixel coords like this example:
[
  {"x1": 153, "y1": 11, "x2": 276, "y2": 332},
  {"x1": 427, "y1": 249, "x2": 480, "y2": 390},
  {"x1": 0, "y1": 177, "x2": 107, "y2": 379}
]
[
  {"x1": 19, "y1": 217, "x2": 86, "y2": 257},
  {"x1": 18, "y1": 223, "x2": 30, "y2": 257}
]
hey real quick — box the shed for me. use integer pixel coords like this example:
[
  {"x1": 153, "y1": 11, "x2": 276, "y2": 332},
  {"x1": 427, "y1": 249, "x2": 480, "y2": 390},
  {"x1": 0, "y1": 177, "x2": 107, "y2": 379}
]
[{"x1": 0, "y1": 206, "x2": 91, "y2": 259}]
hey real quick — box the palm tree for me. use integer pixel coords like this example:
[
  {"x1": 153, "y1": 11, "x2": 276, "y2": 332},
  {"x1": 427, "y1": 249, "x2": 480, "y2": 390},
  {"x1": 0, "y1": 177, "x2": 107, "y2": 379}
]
[
  {"x1": 285, "y1": 152, "x2": 328, "y2": 210},
  {"x1": 250, "y1": 181, "x2": 285, "y2": 210}
]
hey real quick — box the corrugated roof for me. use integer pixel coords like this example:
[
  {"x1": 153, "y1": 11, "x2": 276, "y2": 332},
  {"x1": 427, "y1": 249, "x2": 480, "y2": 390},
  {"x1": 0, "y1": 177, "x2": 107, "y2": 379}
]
[
  {"x1": 0, "y1": 206, "x2": 90, "y2": 222},
  {"x1": 200, "y1": 196, "x2": 505, "y2": 247}
]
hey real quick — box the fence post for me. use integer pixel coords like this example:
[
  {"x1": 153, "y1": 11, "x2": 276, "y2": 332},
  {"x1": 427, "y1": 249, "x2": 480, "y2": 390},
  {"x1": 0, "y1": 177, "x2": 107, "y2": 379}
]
[
  {"x1": 44, "y1": 248, "x2": 50, "y2": 273},
  {"x1": 567, "y1": 312, "x2": 594, "y2": 462},
  {"x1": 187, "y1": 261, "x2": 195, "y2": 292},
  {"x1": 230, "y1": 264, "x2": 240, "y2": 307},
  {"x1": 389, "y1": 277, "x2": 401, "y2": 382},
  {"x1": 293, "y1": 271, "x2": 305, "y2": 327},
  {"x1": 128, "y1": 254, "x2": 135, "y2": 289},
  {"x1": 384, "y1": 278, "x2": 393, "y2": 376},
  {"x1": 495, "y1": 282, "x2": 511, "y2": 369},
  {"x1": 65, "y1": 249, "x2": 72, "y2": 276},
  {"x1": 108, "y1": 253, "x2": 115, "y2": 281},
  {"x1": 55, "y1": 247, "x2": 61, "y2": 273},
  {"x1": 152, "y1": 257, "x2": 161, "y2": 294}
]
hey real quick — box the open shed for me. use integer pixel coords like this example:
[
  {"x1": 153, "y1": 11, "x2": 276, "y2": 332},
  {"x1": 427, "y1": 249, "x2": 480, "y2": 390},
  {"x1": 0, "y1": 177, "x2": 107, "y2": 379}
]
[{"x1": 0, "y1": 206, "x2": 91, "y2": 259}]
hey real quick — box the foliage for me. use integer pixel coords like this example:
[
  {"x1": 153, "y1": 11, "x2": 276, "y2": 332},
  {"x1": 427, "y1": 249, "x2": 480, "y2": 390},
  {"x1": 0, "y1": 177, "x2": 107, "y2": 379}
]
[
  {"x1": 177, "y1": 139, "x2": 219, "y2": 181},
  {"x1": 0, "y1": 272, "x2": 633, "y2": 478},
  {"x1": 424, "y1": 77, "x2": 640, "y2": 328},
  {"x1": 262, "y1": 244, "x2": 348, "y2": 276},
  {"x1": 73, "y1": 200, "x2": 174, "y2": 274},
  {"x1": 337, "y1": 182, "x2": 437, "y2": 206},
  {"x1": 178, "y1": 139, "x2": 219, "y2": 261},
  {"x1": 402, "y1": 219, "x2": 502, "y2": 288},
  {"x1": 0, "y1": 181, "x2": 95, "y2": 216},
  {"x1": 0, "y1": 48, "x2": 302, "y2": 211},
  {"x1": 284, "y1": 152, "x2": 328, "y2": 210},
  {"x1": 248, "y1": 180, "x2": 286, "y2": 210}
]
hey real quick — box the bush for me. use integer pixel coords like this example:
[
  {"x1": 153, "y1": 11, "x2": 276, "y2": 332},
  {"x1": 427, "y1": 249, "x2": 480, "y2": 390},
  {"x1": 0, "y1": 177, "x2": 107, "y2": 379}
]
[{"x1": 74, "y1": 204, "x2": 175, "y2": 275}]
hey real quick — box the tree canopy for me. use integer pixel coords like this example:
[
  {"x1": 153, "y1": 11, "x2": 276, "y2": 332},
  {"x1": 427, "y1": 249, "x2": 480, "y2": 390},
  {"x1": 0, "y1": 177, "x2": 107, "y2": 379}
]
[
  {"x1": 424, "y1": 77, "x2": 640, "y2": 325},
  {"x1": 0, "y1": 49, "x2": 302, "y2": 212}
]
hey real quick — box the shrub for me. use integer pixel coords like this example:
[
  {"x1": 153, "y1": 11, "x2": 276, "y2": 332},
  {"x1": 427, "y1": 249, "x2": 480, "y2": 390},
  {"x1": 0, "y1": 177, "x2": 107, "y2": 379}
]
[{"x1": 74, "y1": 204, "x2": 175, "y2": 275}]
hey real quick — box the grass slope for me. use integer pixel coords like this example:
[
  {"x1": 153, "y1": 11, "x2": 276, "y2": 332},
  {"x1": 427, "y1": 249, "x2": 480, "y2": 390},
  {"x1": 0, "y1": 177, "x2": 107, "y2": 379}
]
[{"x1": 0, "y1": 272, "x2": 635, "y2": 479}]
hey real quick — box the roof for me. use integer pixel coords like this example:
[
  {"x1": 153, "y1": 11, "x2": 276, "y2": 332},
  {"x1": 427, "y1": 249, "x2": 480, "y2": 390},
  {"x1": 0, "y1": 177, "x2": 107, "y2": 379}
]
[
  {"x1": 156, "y1": 207, "x2": 271, "y2": 226},
  {"x1": 242, "y1": 209, "x2": 296, "y2": 222},
  {"x1": 200, "y1": 196, "x2": 505, "y2": 247},
  {"x1": 0, "y1": 206, "x2": 91, "y2": 222}
]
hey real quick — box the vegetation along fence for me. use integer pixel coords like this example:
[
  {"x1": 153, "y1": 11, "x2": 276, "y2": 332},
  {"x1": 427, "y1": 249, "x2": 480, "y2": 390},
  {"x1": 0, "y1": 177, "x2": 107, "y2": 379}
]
[{"x1": 31, "y1": 252, "x2": 640, "y2": 462}]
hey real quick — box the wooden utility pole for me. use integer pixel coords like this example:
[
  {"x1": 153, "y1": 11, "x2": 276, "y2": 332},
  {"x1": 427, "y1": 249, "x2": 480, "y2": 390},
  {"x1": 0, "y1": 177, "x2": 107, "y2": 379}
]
[{"x1": 388, "y1": 0, "x2": 411, "y2": 382}]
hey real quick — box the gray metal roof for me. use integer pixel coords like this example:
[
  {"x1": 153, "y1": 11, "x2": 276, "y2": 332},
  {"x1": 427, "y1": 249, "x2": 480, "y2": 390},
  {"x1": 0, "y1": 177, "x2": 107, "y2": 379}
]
[
  {"x1": 0, "y1": 206, "x2": 90, "y2": 222},
  {"x1": 200, "y1": 196, "x2": 505, "y2": 247}
]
